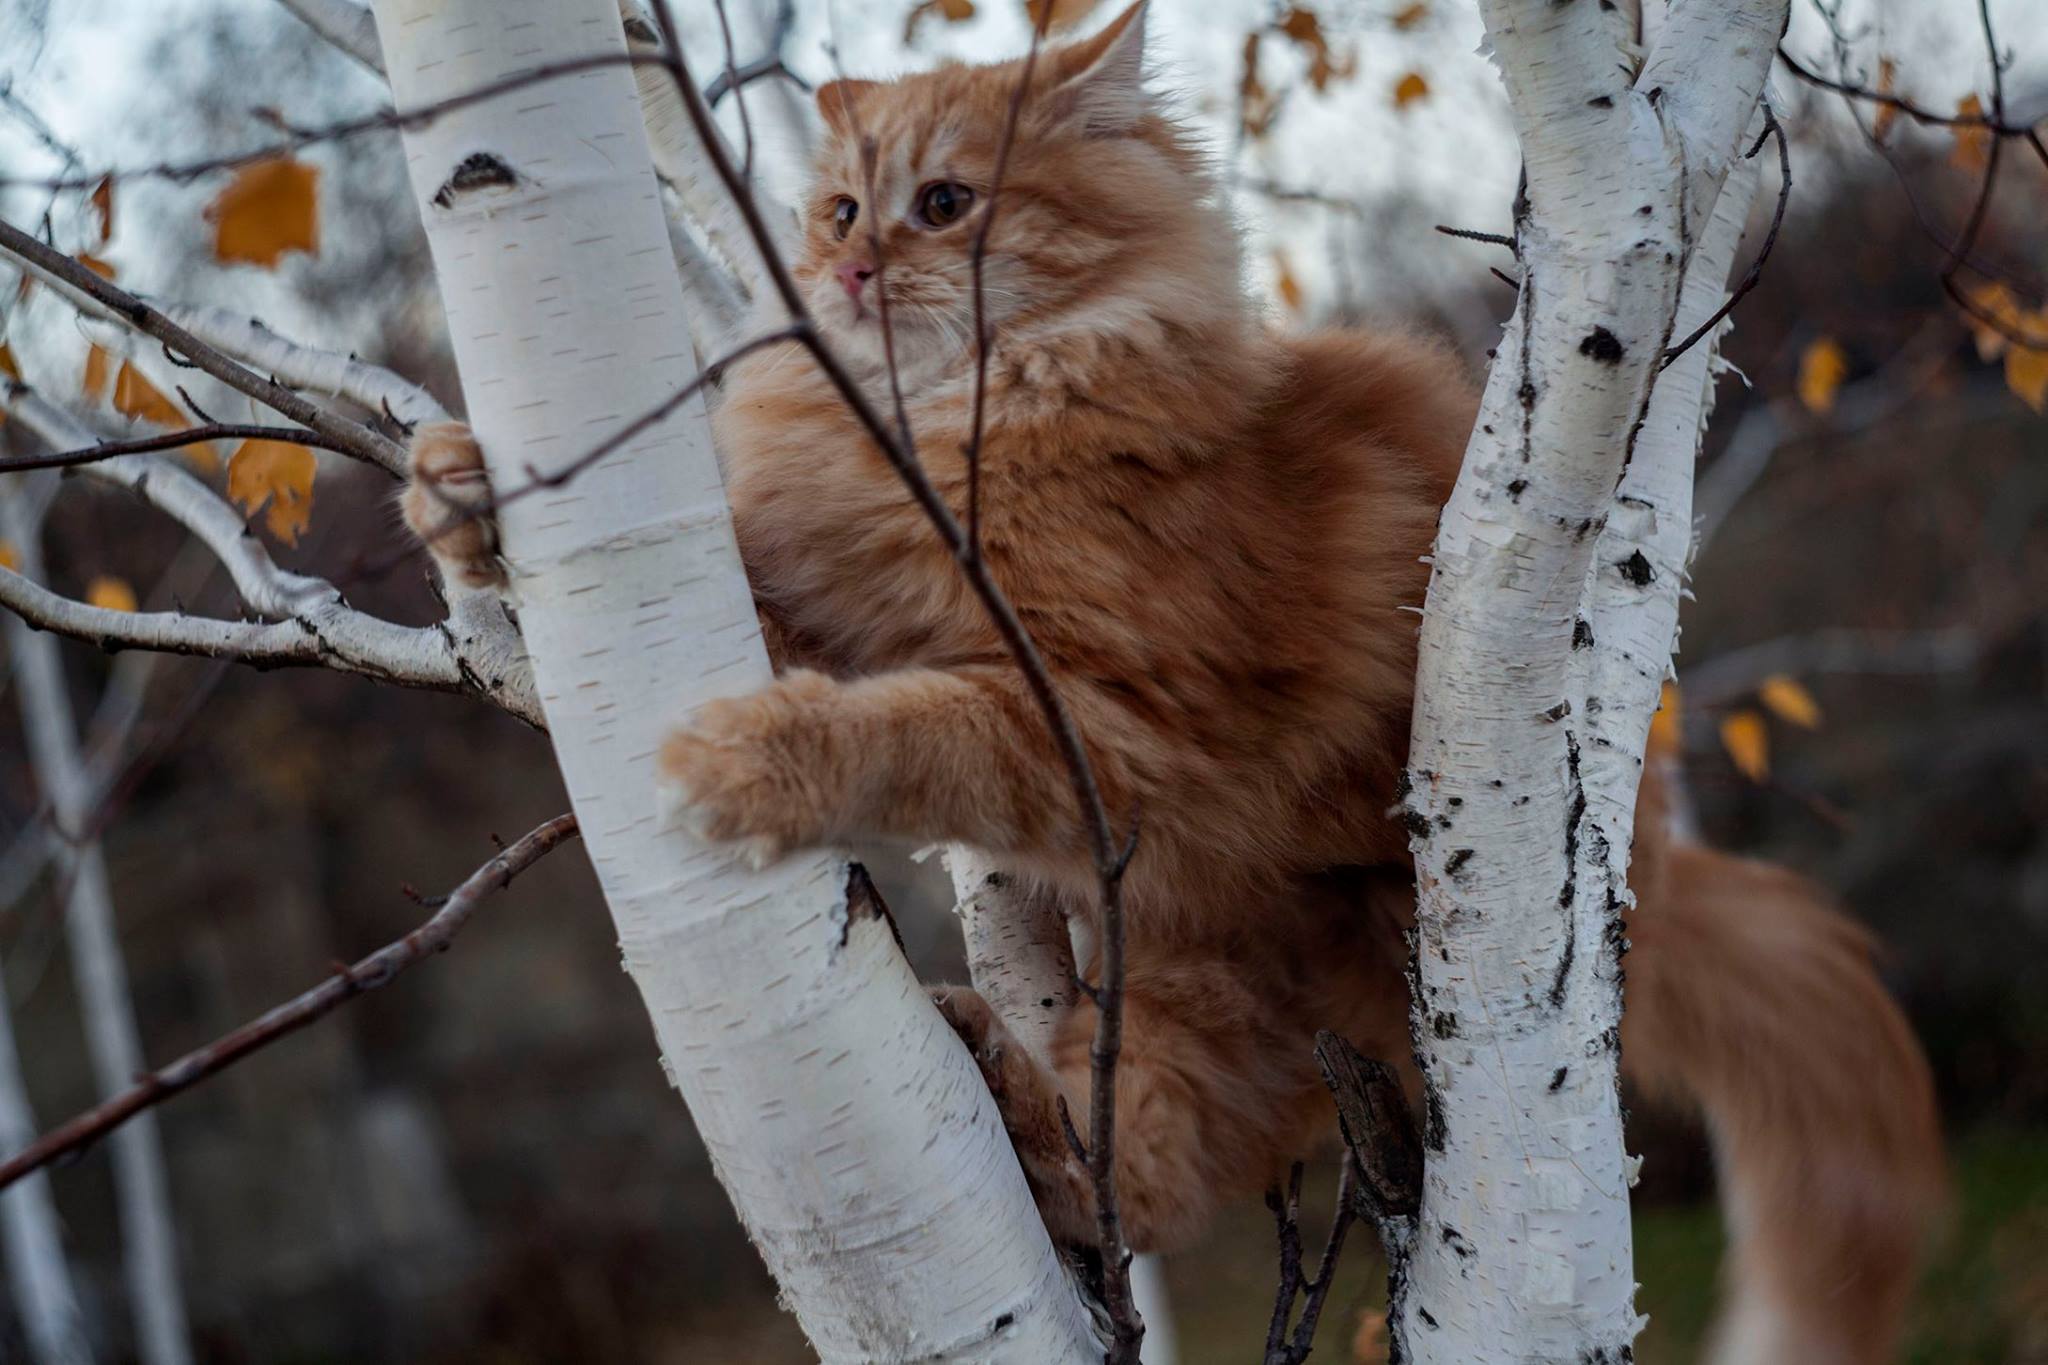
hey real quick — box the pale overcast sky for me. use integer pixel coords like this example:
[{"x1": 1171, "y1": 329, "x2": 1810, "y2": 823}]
[{"x1": 0, "y1": 0, "x2": 2032, "y2": 364}]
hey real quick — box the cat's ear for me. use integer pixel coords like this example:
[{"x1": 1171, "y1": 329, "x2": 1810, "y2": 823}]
[
  {"x1": 815, "y1": 79, "x2": 880, "y2": 135},
  {"x1": 1042, "y1": 1, "x2": 1149, "y2": 137}
]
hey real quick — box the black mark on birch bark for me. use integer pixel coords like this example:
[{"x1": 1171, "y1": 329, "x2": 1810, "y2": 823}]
[
  {"x1": 432, "y1": 152, "x2": 520, "y2": 209},
  {"x1": 1578, "y1": 327, "x2": 1625, "y2": 363}
]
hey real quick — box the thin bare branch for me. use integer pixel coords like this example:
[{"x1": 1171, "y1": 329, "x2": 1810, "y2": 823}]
[
  {"x1": 0, "y1": 218, "x2": 406, "y2": 473},
  {"x1": 0, "y1": 51, "x2": 672, "y2": 194},
  {"x1": 965, "y1": 16, "x2": 1052, "y2": 564},
  {"x1": 0, "y1": 421, "x2": 364, "y2": 474},
  {"x1": 0, "y1": 815, "x2": 579, "y2": 1192},
  {"x1": 1663, "y1": 103, "x2": 1791, "y2": 368}
]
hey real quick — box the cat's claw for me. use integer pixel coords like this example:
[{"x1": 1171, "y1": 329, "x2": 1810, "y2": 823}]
[{"x1": 403, "y1": 421, "x2": 507, "y2": 590}]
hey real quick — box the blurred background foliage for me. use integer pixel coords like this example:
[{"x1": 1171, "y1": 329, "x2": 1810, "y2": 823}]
[{"x1": 0, "y1": 0, "x2": 2043, "y2": 1359}]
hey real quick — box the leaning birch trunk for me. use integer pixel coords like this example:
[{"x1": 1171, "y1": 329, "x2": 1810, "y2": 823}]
[
  {"x1": 0, "y1": 960, "x2": 93, "y2": 1365},
  {"x1": 945, "y1": 856, "x2": 1176, "y2": 1365},
  {"x1": 0, "y1": 486, "x2": 189, "y2": 1365},
  {"x1": 370, "y1": 3, "x2": 1096, "y2": 1358},
  {"x1": 1394, "y1": 1, "x2": 1784, "y2": 1359}
]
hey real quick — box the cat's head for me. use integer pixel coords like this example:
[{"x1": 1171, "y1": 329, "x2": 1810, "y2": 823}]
[{"x1": 794, "y1": 3, "x2": 1241, "y2": 383}]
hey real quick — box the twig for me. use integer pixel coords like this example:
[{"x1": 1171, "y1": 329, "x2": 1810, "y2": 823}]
[
  {"x1": 1776, "y1": 42, "x2": 2046, "y2": 140},
  {"x1": 702, "y1": 0, "x2": 807, "y2": 106},
  {"x1": 1261, "y1": 1157, "x2": 1360, "y2": 1365},
  {"x1": 1936, "y1": 0, "x2": 2047, "y2": 346},
  {"x1": 704, "y1": 54, "x2": 807, "y2": 106},
  {"x1": 1662, "y1": 103, "x2": 1791, "y2": 369},
  {"x1": 965, "y1": 13, "x2": 1051, "y2": 564},
  {"x1": 0, "y1": 815, "x2": 579, "y2": 1191},
  {"x1": 1264, "y1": 1164, "x2": 1307, "y2": 1362},
  {"x1": 0, "y1": 218, "x2": 405, "y2": 472},
  {"x1": 0, "y1": 51, "x2": 677, "y2": 193},
  {"x1": 1433, "y1": 223, "x2": 1516, "y2": 251},
  {"x1": 0, "y1": 421, "x2": 363, "y2": 474},
  {"x1": 645, "y1": 7, "x2": 1145, "y2": 1356},
  {"x1": 710, "y1": 0, "x2": 755, "y2": 183}
]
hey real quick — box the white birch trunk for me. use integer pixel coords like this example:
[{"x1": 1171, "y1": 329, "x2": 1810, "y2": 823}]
[
  {"x1": 1395, "y1": 2, "x2": 1782, "y2": 1359},
  {"x1": 0, "y1": 965, "x2": 93, "y2": 1365},
  {"x1": 0, "y1": 487, "x2": 189, "y2": 1365},
  {"x1": 370, "y1": 3, "x2": 1095, "y2": 1358},
  {"x1": 945, "y1": 853, "x2": 1177, "y2": 1365}
]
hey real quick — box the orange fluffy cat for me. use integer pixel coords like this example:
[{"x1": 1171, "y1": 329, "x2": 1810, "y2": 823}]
[{"x1": 405, "y1": 8, "x2": 1944, "y2": 1360}]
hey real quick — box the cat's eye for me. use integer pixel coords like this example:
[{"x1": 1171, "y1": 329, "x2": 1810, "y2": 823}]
[
  {"x1": 833, "y1": 197, "x2": 859, "y2": 240},
  {"x1": 914, "y1": 182, "x2": 974, "y2": 229}
]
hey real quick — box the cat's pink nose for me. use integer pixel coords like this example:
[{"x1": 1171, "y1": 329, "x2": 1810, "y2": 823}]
[{"x1": 836, "y1": 260, "x2": 874, "y2": 301}]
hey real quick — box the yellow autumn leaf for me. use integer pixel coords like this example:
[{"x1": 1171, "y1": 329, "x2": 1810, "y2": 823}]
[
  {"x1": 90, "y1": 176, "x2": 113, "y2": 244},
  {"x1": 228, "y1": 438, "x2": 318, "y2": 546},
  {"x1": 1241, "y1": 32, "x2": 1280, "y2": 139},
  {"x1": 904, "y1": 0, "x2": 974, "y2": 43},
  {"x1": 1951, "y1": 95, "x2": 1991, "y2": 173},
  {"x1": 1720, "y1": 710, "x2": 1770, "y2": 783},
  {"x1": 82, "y1": 343, "x2": 110, "y2": 401},
  {"x1": 1796, "y1": 337, "x2": 1848, "y2": 414},
  {"x1": 1646, "y1": 680, "x2": 1682, "y2": 758},
  {"x1": 0, "y1": 541, "x2": 19, "y2": 572},
  {"x1": 86, "y1": 576, "x2": 137, "y2": 613},
  {"x1": 1274, "y1": 250, "x2": 1304, "y2": 315},
  {"x1": 1963, "y1": 280, "x2": 2020, "y2": 361},
  {"x1": 1277, "y1": 7, "x2": 1355, "y2": 91},
  {"x1": 2008, "y1": 338, "x2": 2048, "y2": 413},
  {"x1": 1392, "y1": 1, "x2": 1428, "y2": 28},
  {"x1": 112, "y1": 362, "x2": 187, "y2": 428},
  {"x1": 206, "y1": 157, "x2": 320, "y2": 269},
  {"x1": 77, "y1": 252, "x2": 115, "y2": 281},
  {"x1": 1871, "y1": 58, "x2": 1898, "y2": 144},
  {"x1": 1392, "y1": 71, "x2": 1430, "y2": 109},
  {"x1": 0, "y1": 341, "x2": 18, "y2": 381},
  {"x1": 1024, "y1": 0, "x2": 1096, "y2": 29},
  {"x1": 1758, "y1": 674, "x2": 1822, "y2": 730}
]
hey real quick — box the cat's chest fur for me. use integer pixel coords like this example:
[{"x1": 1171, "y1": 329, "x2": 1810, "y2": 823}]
[{"x1": 719, "y1": 385, "x2": 1001, "y2": 675}]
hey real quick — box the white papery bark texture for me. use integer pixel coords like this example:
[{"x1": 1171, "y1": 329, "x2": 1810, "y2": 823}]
[
  {"x1": 1396, "y1": 1, "x2": 1783, "y2": 1360},
  {"x1": 370, "y1": 3, "x2": 1094, "y2": 1359},
  {"x1": 0, "y1": 948, "x2": 93, "y2": 1365},
  {"x1": 0, "y1": 488, "x2": 190, "y2": 1365}
]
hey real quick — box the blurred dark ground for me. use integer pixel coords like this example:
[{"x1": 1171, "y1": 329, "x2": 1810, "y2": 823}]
[{"x1": 2, "y1": 53, "x2": 2046, "y2": 1365}]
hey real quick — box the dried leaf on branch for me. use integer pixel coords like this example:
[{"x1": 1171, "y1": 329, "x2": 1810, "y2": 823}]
[
  {"x1": 206, "y1": 157, "x2": 321, "y2": 269},
  {"x1": 228, "y1": 437, "x2": 317, "y2": 545}
]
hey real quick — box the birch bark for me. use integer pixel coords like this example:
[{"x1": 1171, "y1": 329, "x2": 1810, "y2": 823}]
[
  {"x1": 370, "y1": 2, "x2": 1095, "y2": 1358},
  {"x1": 1395, "y1": 1, "x2": 1783, "y2": 1359},
  {"x1": 0, "y1": 485, "x2": 190, "y2": 1365},
  {"x1": 0, "y1": 961, "x2": 93, "y2": 1365}
]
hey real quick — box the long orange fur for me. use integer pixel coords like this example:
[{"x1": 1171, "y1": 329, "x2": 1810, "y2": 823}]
[{"x1": 405, "y1": 9, "x2": 1946, "y2": 1358}]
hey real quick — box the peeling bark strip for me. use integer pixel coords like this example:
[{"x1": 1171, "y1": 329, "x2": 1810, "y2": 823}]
[
  {"x1": 372, "y1": 2, "x2": 1094, "y2": 1359},
  {"x1": 1396, "y1": 0, "x2": 1784, "y2": 1359}
]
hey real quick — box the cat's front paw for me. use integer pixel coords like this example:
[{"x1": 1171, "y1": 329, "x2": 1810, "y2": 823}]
[
  {"x1": 403, "y1": 421, "x2": 505, "y2": 589},
  {"x1": 656, "y1": 671, "x2": 843, "y2": 868}
]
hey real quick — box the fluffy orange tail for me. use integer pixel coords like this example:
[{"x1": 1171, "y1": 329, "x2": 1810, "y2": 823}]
[{"x1": 1625, "y1": 842, "x2": 1947, "y2": 1364}]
